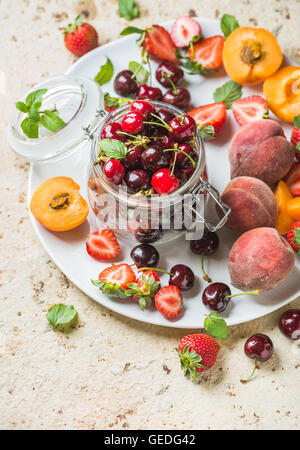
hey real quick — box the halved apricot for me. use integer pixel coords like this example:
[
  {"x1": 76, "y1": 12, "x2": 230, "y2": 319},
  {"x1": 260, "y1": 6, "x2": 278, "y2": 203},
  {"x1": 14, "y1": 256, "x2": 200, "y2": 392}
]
[
  {"x1": 223, "y1": 27, "x2": 282, "y2": 85},
  {"x1": 263, "y1": 66, "x2": 300, "y2": 122},
  {"x1": 30, "y1": 177, "x2": 89, "y2": 231}
]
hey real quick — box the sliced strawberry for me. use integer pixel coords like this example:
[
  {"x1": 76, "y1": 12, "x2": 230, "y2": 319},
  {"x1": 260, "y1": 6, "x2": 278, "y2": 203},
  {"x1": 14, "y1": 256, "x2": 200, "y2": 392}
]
[
  {"x1": 232, "y1": 95, "x2": 268, "y2": 127},
  {"x1": 188, "y1": 35, "x2": 224, "y2": 69},
  {"x1": 155, "y1": 285, "x2": 183, "y2": 319},
  {"x1": 189, "y1": 102, "x2": 226, "y2": 139},
  {"x1": 145, "y1": 25, "x2": 178, "y2": 63},
  {"x1": 285, "y1": 162, "x2": 300, "y2": 196},
  {"x1": 170, "y1": 16, "x2": 201, "y2": 48},
  {"x1": 86, "y1": 229, "x2": 120, "y2": 261},
  {"x1": 99, "y1": 264, "x2": 136, "y2": 289},
  {"x1": 287, "y1": 221, "x2": 300, "y2": 254}
]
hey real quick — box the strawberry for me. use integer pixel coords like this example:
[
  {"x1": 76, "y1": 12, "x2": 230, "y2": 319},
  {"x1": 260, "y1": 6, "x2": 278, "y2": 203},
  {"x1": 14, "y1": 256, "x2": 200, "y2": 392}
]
[
  {"x1": 291, "y1": 116, "x2": 300, "y2": 161},
  {"x1": 232, "y1": 95, "x2": 269, "y2": 127},
  {"x1": 285, "y1": 162, "x2": 300, "y2": 196},
  {"x1": 126, "y1": 270, "x2": 161, "y2": 311},
  {"x1": 86, "y1": 229, "x2": 120, "y2": 261},
  {"x1": 92, "y1": 263, "x2": 136, "y2": 298},
  {"x1": 155, "y1": 285, "x2": 183, "y2": 319},
  {"x1": 170, "y1": 16, "x2": 201, "y2": 48},
  {"x1": 176, "y1": 334, "x2": 220, "y2": 377},
  {"x1": 188, "y1": 35, "x2": 224, "y2": 69},
  {"x1": 144, "y1": 25, "x2": 178, "y2": 63},
  {"x1": 64, "y1": 15, "x2": 98, "y2": 57},
  {"x1": 287, "y1": 221, "x2": 300, "y2": 254},
  {"x1": 189, "y1": 102, "x2": 226, "y2": 140}
]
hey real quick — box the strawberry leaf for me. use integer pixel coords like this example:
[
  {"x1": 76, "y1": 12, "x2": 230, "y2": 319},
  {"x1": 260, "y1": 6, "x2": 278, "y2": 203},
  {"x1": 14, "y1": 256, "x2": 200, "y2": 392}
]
[
  {"x1": 175, "y1": 344, "x2": 205, "y2": 378},
  {"x1": 94, "y1": 57, "x2": 114, "y2": 86},
  {"x1": 120, "y1": 26, "x2": 144, "y2": 36},
  {"x1": 104, "y1": 92, "x2": 132, "y2": 109},
  {"x1": 118, "y1": 0, "x2": 139, "y2": 21},
  {"x1": 125, "y1": 275, "x2": 160, "y2": 311},
  {"x1": 296, "y1": 142, "x2": 300, "y2": 152},
  {"x1": 220, "y1": 14, "x2": 240, "y2": 40},
  {"x1": 199, "y1": 125, "x2": 215, "y2": 141},
  {"x1": 98, "y1": 138, "x2": 128, "y2": 160},
  {"x1": 293, "y1": 227, "x2": 300, "y2": 248},
  {"x1": 213, "y1": 80, "x2": 242, "y2": 109},
  {"x1": 46, "y1": 304, "x2": 78, "y2": 331},
  {"x1": 129, "y1": 61, "x2": 149, "y2": 84},
  {"x1": 293, "y1": 116, "x2": 300, "y2": 130},
  {"x1": 91, "y1": 279, "x2": 128, "y2": 298},
  {"x1": 204, "y1": 313, "x2": 228, "y2": 340}
]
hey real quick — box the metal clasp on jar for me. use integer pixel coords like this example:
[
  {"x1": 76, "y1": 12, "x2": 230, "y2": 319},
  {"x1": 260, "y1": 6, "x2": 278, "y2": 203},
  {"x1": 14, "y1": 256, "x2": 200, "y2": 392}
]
[{"x1": 82, "y1": 109, "x2": 107, "y2": 139}]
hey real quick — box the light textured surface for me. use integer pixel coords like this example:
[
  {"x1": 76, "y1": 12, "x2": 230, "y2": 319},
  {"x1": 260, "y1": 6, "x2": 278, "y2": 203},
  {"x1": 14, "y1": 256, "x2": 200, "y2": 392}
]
[{"x1": 0, "y1": 0, "x2": 300, "y2": 430}]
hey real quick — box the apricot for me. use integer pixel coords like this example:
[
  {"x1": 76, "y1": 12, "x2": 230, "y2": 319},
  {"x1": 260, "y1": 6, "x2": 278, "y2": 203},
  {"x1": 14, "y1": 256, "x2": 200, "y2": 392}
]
[
  {"x1": 263, "y1": 66, "x2": 300, "y2": 122},
  {"x1": 229, "y1": 119, "x2": 295, "y2": 185},
  {"x1": 30, "y1": 177, "x2": 89, "y2": 231},
  {"x1": 275, "y1": 180, "x2": 295, "y2": 235},
  {"x1": 223, "y1": 27, "x2": 282, "y2": 86},
  {"x1": 220, "y1": 177, "x2": 277, "y2": 233},
  {"x1": 228, "y1": 227, "x2": 295, "y2": 292}
]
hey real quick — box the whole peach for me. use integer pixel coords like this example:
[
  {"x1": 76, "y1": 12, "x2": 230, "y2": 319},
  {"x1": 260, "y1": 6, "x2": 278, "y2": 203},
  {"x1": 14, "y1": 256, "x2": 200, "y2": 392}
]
[
  {"x1": 228, "y1": 227, "x2": 295, "y2": 291},
  {"x1": 220, "y1": 176, "x2": 278, "y2": 233},
  {"x1": 229, "y1": 120, "x2": 295, "y2": 185}
]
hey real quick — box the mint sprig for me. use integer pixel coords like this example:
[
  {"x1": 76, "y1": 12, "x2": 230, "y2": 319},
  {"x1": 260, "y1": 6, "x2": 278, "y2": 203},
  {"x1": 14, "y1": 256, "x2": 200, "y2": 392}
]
[
  {"x1": 118, "y1": 0, "x2": 139, "y2": 21},
  {"x1": 98, "y1": 138, "x2": 128, "y2": 160},
  {"x1": 129, "y1": 61, "x2": 149, "y2": 85},
  {"x1": 220, "y1": 14, "x2": 240, "y2": 40},
  {"x1": 213, "y1": 80, "x2": 242, "y2": 109},
  {"x1": 46, "y1": 304, "x2": 78, "y2": 332},
  {"x1": 94, "y1": 57, "x2": 114, "y2": 86},
  {"x1": 204, "y1": 313, "x2": 228, "y2": 340},
  {"x1": 16, "y1": 88, "x2": 66, "y2": 139},
  {"x1": 91, "y1": 279, "x2": 128, "y2": 298}
]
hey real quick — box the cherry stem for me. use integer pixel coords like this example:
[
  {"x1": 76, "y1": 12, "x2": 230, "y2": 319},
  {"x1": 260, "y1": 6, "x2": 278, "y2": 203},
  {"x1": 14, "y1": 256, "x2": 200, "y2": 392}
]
[
  {"x1": 224, "y1": 290, "x2": 261, "y2": 300},
  {"x1": 240, "y1": 358, "x2": 258, "y2": 383},
  {"x1": 150, "y1": 112, "x2": 171, "y2": 129},
  {"x1": 138, "y1": 267, "x2": 174, "y2": 276},
  {"x1": 161, "y1": 71, "x2": 178, "y2": 94},
  {"x1": 170, "y1": 151, "x2": 177, "y2": 177},
  {"x1": 201, "y1": 252, "x2": 212, "y2": 283},
  {"x1": 143, "y1": 120, "x2": 172, "y2": 132},
  {"x1": 164, "y1": 148, "x2": 196, "y2": 167},
  {"x1": 117, "y1": 130, "x2": 139, "y2": 139}
]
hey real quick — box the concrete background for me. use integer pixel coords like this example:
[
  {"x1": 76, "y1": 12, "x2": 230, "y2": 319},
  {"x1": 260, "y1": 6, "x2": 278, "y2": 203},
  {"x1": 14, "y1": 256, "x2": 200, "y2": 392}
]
[{"x1": 0, "y1": 0, "x2": 299, "y2": 430}]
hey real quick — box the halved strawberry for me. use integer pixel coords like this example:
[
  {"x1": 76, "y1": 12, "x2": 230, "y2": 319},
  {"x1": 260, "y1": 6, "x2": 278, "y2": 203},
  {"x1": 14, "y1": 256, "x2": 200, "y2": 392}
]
[
  {"x1": 188, "y1": 35, "x2": 224, "y2": 69},
  {"x1": 285, "y1": 162, "x2": 300, "y2": 196},
  {"x1": 99, "y1": 264, "x2": 136, "y2": 289},
  {"x1": 171, "y1": 16, "x2": 201, "y2": 48},
  {"x1": 155, "y1": 285, "x2": 183, "y2": 319},
  {"x1": 86, "y1": 229, "x2": 120, "y2": 261},
  {"x1": 232, "y1": 95, "x2": 269, "y2": 127},
  {"x1": 287, "y1": 221, "x2": 300, "y2": 254},
  {"x1": 189, "y1": 102, "x2": 226, "y2": 140},
  {"x1": 145, "y1": 25, "x2": 178, "y2": 63}
]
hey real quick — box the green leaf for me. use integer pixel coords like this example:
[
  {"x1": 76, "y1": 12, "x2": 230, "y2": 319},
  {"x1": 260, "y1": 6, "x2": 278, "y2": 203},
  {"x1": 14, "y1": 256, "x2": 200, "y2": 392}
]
[
  {"x1": 104, "y1": 92, "x2": 132, "y2": 109},
  {"x1": 220, "y1": 14, "x2": 240, "y2": 40},
  {"x1": 129, "y1": 61, "x2": 149, "y2": 84},
  {"x1": 98, "y1": 138, "x2": 127, "y2": 160},
  {"x1": 204, "y1": 313, "x2": 228, "y2": 340},
  {"x1": 16, "y1": 102, "x2": 28, "y2": 113},
  {"x1": 199, "y1": 125, "x2": 215, "y2": 141},
  {"x1": 213, "y1": 80, "x2": 242, "y2": 109},
  {"x1": 293, "y1": 116, "x2": 300, "y2": 129},
  {"x1": 120, "y1": 26, "x2": 144, "y2": 36},
  {"x1": 40, "y1": 110, "x2": 66, "y2": 132},
  {"x1": 46, "y1": 304, "x2": 78, "y2": 331},
  {"x1": 64, "y1": 14, "x2": 83, "y2": 35},
  {"x1": 296, "y1": 142, "x2": 300, "y2": 152},
  {"x1": 28, "y1": 108, "x2": 40, "y2": 122},
  {"x1": 25, "y1": 88, "x2": 47, "y2": 109},
  {"x1": 118, "y1": 0, "x2": 139, "y2": 21},
  {"x1": 293, "y1": 227, "x2": 300, "y2": 247},
  {"x1": 21, "y1": 117, "x2": 39, "y2": 139},
  {"x1": 91, "y1": 279, "x2": 128, "y2": 298},
  {"x1": 94, "y1": 57, "x2": 114, "y2": 86}
]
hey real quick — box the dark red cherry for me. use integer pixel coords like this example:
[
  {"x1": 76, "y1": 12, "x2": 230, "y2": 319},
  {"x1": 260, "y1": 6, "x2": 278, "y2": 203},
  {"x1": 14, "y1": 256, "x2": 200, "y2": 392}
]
[
  {"x1": 156, "y1": 62, "x2": 184, "y2": 88},
  {"x1": 170, "y1": 143, "x2": 194, "y2": 168},
  {"x1": 131, "y1": 244, "x2": 160, "y2": 268},
  {"x1": 162, "y1": 88, "x2": 191, "y2": 110},
  {"x1": 141, "y1": 146, "x2": 169, "y2": 172},
  {"x1": 169, "y1": 264, "x2": 194, "y2": 291},
  {"x1": 202, "y1": 282, "x2": 231, "y2": 312},
  {"x1": 151, "y1": 132, "x2": 174, "y2": 150},
  {"x1": 151, "y1": 168, "x2": 179, "y2": 195},
  {"x1": 130, "y1": 100, "x2": 155, "y2": 118},
  {"x1": 135, "y1": 228, "x2": 163, "y2": 244},
  {"x1": 244, "y1": 334, "x2": 274, "y2": 363},
  {"x1": 137, "y1": 84, "x2": 163, "y2": 101},
  {"x1": 101, "y1": 122, "x2": 125, "y2": 142},
  {"x1": 114, "y1": 70, "x2": 138, "y2": 97},
  {"x1": 190, "y1": 229, "x2": 219, "y2": 255},
  {"x1": 124, "y1": 169, "x2": 151, "y2": 192},
  {"x1": 103, "y1": 159, "x2": 125, "y2": 185},
  {"x1": 121, "y1": 111, "x2": 144, "y2": 134},
  {"x1": 123, "y1": 146, "x2": 143, "y2": 169},
  {"x1": 279, "y1": 309, "x2": 300, "y2": 340},
  {"x1": 156, "y1": 109, "x2": 175, "y2": 124},
  {"x1": 169, "y1": 115, "x2": 196, "y2": 142}
]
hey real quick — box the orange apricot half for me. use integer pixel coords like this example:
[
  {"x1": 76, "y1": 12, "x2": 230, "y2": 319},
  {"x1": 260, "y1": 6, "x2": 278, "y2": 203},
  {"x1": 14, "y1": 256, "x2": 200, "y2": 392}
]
[
  {"x1": 263, "y1": 66, "x2": 300, "y2": 122},
  {"x1": 223, "y1": 27, "x2": 282, "y2": 86},
  {"x1": 30, "y1": 177, "x2": 89, "y2": 231}
]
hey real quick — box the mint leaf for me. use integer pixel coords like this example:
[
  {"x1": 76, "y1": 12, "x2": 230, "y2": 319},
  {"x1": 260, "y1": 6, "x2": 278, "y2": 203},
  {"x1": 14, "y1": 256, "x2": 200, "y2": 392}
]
[
  {"x1": 16, "y1": 102, "x2": 28, "y2": 113},
  {"x1": 293, "y1": 116, "x2": 300, "y2": 129},
  {"x1": 129, "y1": 61, "x2": 149, "y2": 84},
  {"x1": 98, "y1": 138, "x2": 127, "y2": 160},
  {"x1": 46, "y1": 304, "x2": 78, "y2": 331},
  {"x1": 220, "y1": 14, "x2": 240, "y2": 40},
  {"x1": 120, "y1": 26, "x2": 144, "y2": 36},
  {"x1": 25, "y1": 88, "x2": 47, "y2": 109},
  {"x1": 94, "y1": 57, "x2": 114, "y2": 86},
  {"x1": 119, "y1": 0, "x2": 139, "y2": 21},
  {"x1": 204, "y1": 313, "x2": 228, "y2": 340},
  {"x1": 28, "y1": 108, "x2": 40, "y2": 122},
  {"x1": 21, "y1": 117, "x2": 39, "y2": 138},
  {"x1": 40, "y1": 110, "x2": 66, "y2": 132},
  {"x1": 213, "y1": 80, "x2": 242, "y2": 109}
]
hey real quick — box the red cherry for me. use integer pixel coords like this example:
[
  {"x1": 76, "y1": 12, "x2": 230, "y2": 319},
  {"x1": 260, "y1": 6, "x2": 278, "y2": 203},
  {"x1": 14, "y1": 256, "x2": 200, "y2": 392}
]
[
  {"x1": 137, "y1": 84, "x2": 163, "y2": 101},
  {"x1": 169, "y1": 115, "x2": 196, "y2": 142},
  {"x1": 130, "y1": 100, "x2": 155, "y2": 118},
  {"x1": 103, "y1": 159, "x2": 125, "y2": 185},
  {"x1": 101, "y1": 122, "x2": 125, "y2": 142},
  {"x1": 121, "y1": 111, "x2": 144, "y2": 134},
  {"x1": 151, "y1": 168, "x2": 179, "y2": 195}
]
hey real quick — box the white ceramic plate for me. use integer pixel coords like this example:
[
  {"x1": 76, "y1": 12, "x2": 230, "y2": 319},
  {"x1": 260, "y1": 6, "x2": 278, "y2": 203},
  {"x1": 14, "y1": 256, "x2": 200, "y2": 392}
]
[{"x1": 28, "y1": 18, "x2": 300, "y2": 328}]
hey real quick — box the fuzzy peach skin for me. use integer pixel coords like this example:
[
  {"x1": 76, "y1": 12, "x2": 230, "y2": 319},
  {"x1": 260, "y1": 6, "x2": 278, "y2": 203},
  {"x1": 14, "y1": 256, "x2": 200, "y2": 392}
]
[
  {"x1": 228, "y1": 227, "x2": 295, "y2": 291},
  {"x1": 220, "y1": 177, "x2": 278, "y2": 233},
  {"x1": 229, "y1": 120, "x2": 295, "y2": 185}
]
